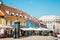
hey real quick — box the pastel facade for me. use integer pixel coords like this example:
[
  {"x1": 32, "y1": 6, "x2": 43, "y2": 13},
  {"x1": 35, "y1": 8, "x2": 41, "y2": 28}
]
[
  {"x1": 0, "y1": 1, "x2": 48, "y2": 36},
  {"x1": 26, "y1": 20, "x2": 35, "y2": 28},
  {"x1": 39, "y1": 15, "x2": 60, "y2": 30},
  {"x1": 0, "y1": 1, "x2": 40, "y2": 29}
]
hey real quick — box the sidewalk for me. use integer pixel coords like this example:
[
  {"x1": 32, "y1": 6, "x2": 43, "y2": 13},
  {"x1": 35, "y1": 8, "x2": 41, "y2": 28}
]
[{"x1": 0, "y1": 36, "x2": 56, "y2": 40}]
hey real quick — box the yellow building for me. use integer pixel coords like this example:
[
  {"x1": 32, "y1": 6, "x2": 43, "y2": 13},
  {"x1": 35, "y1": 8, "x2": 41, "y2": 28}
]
[
  {"x1": 0, "y1": 1, "x2": 44, "y2": 36},
  {"x1": 0, "y1": 1, "x2": 31, "y2": 35}
]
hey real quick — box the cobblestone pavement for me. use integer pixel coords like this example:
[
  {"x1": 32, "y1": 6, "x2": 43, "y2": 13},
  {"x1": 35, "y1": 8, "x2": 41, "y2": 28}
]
[{"x1": 0, "y1": 36, "x2": 57, "y2": 40}]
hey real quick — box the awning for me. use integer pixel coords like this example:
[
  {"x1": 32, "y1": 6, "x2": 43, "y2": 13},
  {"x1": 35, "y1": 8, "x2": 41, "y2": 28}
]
[
  {"x1": 20, "y1": 28, "x2": 34, "y2": 31},
  {"x1": 0, "y1": 25, "x2": 13, "y2": 28},
  {"x1": 20, "y1": 27, "x2": 49, "y2": 31}
]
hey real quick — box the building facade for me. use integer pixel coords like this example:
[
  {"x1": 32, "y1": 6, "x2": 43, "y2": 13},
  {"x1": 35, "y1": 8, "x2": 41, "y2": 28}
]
[
  {"x1": 0, "y1": 0, "x2": 41, "y2": 35},
  {"x1": 39, "y1": 15, "x2": 60, "y2": 31},
  {"x1": 0, "y1": 1, "x2": 48, "y2": 36}
]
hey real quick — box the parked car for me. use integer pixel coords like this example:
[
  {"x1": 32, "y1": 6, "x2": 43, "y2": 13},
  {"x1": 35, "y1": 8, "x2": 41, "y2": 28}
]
[
  {"x1": 53, "y1": 32, "x2": 60, "y2": 38},
  {"x1": 53, "y1": 33, "x2": 58, "y2": 37},
  {"x1": 56, "y1": 33, "x2": 60, "y2": 39},
  {"x1": 57, "y1": 34, "x2": 60, "y2": 38}
]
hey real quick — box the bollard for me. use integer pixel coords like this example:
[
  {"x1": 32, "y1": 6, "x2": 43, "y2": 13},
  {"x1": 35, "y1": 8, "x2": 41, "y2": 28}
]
[{"x1": 13, "y1": 19, "x2": 20, "y2": 38}]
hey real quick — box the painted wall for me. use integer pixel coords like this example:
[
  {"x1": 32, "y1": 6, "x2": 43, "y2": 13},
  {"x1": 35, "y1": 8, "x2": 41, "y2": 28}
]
[
  {"x1": 0, "y1": 17, "x2": 36, "y2": 28},
  {"x1": 26, "y1": 20, "x2": 35, "y2": 28},
  {"x1": 0, "y1": 18, "x2": 6, "y2": 25}
]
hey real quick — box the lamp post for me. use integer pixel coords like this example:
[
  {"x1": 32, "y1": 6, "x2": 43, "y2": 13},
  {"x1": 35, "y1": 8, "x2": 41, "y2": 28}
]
[{"x1": 13, "y1": 19, "x2": 20, "y2": 38}]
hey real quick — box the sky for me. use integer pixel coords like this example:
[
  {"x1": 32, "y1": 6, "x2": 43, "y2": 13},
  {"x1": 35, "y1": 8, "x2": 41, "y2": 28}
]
[{"x1": 2, "y1": 0, "x2": 60, "y2": 18}]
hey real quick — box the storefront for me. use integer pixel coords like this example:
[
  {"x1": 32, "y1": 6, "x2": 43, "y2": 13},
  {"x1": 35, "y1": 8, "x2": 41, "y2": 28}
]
[
  {"x1": 0, "y1": 25, "x2": 13, "y2": 37},
  {"x1": 20, "y1": 27, "x2": 49, "y2": 36}
]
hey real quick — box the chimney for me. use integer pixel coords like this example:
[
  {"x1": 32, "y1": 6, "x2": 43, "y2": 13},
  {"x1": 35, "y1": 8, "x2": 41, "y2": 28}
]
[{"x1": 0, "y1": 0, "x2": 3, "y2": 4}]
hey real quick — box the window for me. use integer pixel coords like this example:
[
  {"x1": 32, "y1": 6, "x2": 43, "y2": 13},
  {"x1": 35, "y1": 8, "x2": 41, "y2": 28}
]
[
  {"x1": 20, "y1": 22, "x2": 22, "y2": 25},
  {"x1": 23, "y1": 16, "x2": 25, "y2": 18},
  {"x1": 20, "y1": 16, "x2": 22, "y2": 18},
  {"x1": 5, "y1": 10, "x2": 11, "y2": 15},
  {"x1": 17, "y1": 13, "x2": 20, "y2": 16},
  {"x1": 11, "y1": 12, "x2": 15, "y2": 15},
  {"x1": 5, "y1": 10, "x2": 9, "y2": 14},
  {"x1": 19, "y1": 14, "x2": 23, "y2": 18},
  {"x1": 25, "y1": 16, "x2": 28, "y2": 18},
  {"x1": 29, "y1": 17, "x2": 31, "y2": 19},
  {"x1": 16, "y1": 13, "x2": 19, "y2": 16},
  {"x1": 6, "y1": 19, "x2": 8, "y2": 26},
  {"x1": 10, "y1": 20, "x2": 12, "y2": 26},
  {"x1": 27, "y1": 16, "x2": 30, "y2": 19}
]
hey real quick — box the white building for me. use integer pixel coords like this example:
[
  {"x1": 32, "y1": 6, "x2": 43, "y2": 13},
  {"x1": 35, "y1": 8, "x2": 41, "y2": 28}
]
[{"x1": 39, "y1": 15, "x2": 60, "y2": 30}]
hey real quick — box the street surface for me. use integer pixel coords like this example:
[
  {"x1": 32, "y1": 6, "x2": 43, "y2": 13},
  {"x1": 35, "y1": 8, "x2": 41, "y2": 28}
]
[{"x1": 0, "y1": 36, "x2": 60, "y2": 40}]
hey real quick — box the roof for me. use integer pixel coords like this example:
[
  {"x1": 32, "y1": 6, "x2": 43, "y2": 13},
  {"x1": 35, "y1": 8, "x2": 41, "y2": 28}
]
[
  {"x1": 0, "y1": 4, "x2": 40, "y2": 24},
  {"x1": 0, "y1": 4, "x2": 29, "y2": 20},
  {"x1": 0, "y1": 10, "x2": 5, "y2": 16},
  {"x1": 31, "y1": 16, "x2": 40, "y2": 23},
  {"x1": 22, "y1": 12, "x2": 30, "y2": 16},
  {"x1": 0, "y1": 4, "x2": 29, "y2": 17}
]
